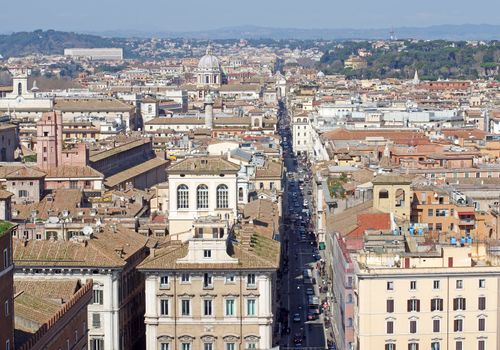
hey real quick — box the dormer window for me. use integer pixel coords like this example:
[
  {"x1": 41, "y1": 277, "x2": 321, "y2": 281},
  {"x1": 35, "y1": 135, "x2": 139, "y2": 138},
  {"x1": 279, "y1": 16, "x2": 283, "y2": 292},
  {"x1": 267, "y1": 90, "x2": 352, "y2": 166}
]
[{"x1": 203, "y1": 250, "x2": 212, "y2": 258}]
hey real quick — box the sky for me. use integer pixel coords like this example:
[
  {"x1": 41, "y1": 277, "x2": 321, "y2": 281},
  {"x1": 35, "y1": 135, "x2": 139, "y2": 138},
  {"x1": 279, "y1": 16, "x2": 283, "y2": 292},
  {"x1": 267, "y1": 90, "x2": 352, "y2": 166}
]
[{"x1": 0, "y1": 0, "x2": 499, "y2": 34}]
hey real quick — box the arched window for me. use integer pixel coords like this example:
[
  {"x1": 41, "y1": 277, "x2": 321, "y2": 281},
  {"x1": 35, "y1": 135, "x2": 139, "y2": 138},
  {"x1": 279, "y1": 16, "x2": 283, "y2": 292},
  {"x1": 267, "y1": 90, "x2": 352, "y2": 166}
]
[
  {"x1": 177, "y1": 185, "x2": 189, "y2": 209},
  {"x1": 217, "y1": 184, "x2": 229, "y2": 209},
  {"x1": 17, "y1": 82, "x2": 22, "y2": 96},
  {"x1": 197, "y1": 184, "x2": 209, "y2": 209},
  {"x1": 205, "y1": 75, "x2": 210, "y2": 84},
  {"x1": 347, "y1": 294, "x2": 353, "y2": 303}
]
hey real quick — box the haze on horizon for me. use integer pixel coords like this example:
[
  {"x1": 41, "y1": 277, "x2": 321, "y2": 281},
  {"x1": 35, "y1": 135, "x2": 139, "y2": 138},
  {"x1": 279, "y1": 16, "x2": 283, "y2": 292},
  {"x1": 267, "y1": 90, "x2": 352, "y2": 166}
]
[{"x1": 0, "y1": 0, "x2": 498, "y2": 34}]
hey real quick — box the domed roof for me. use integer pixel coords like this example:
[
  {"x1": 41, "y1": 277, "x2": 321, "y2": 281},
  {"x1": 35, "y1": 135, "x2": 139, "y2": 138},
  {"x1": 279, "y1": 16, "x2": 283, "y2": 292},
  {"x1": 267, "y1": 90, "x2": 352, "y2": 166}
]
[{"x1": 198, "y1": 45, "x2": 220, "y2": 71}]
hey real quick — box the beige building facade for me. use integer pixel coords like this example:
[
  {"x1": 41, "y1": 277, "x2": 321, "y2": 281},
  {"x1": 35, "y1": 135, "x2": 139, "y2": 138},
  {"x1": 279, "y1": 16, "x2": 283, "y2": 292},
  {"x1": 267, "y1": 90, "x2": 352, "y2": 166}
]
[
  {"x1": 139, "y1": 218, "x2": 279, "y2": 350},
  {"x1": 354, "y1": 245, "x2": 500, "y2": 350}
]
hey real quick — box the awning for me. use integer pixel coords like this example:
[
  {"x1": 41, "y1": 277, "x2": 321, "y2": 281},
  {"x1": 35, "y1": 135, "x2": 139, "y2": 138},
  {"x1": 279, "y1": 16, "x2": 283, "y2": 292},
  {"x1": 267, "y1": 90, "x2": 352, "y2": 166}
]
[{"x1": 458, "y1": 212, "x2": 475, "y2": 216}]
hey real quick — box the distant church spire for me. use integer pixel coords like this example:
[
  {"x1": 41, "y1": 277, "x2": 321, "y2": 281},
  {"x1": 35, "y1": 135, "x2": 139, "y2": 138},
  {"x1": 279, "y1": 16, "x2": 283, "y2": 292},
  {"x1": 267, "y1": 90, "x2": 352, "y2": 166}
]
[{"x1": 413, "y1": 70, "x2": 420, "y2": 84}]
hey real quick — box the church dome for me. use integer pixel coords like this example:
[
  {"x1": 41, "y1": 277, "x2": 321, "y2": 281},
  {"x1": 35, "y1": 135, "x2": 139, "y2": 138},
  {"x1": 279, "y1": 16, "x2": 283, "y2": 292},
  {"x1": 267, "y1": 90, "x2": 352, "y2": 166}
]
[{"x1": 198, "y1": 45, "x2": 220, "y2": 71}]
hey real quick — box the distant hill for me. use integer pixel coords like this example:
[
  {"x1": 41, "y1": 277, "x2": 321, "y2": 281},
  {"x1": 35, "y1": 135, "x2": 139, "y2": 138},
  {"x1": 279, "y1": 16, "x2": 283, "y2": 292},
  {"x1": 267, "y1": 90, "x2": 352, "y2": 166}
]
[
  {"x1": 0, "y1": 29, "x2": 120, "y2": 58},
  {"x1": 91, "y1": 24, "x2": 500, "y2": 41}
]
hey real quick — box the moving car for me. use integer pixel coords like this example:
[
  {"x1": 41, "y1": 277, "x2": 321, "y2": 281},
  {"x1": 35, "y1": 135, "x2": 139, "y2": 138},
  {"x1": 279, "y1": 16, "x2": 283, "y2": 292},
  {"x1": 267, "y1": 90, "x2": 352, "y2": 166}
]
[{"x1": 292, "y1": 313, "x2": 301, "y2": 322}]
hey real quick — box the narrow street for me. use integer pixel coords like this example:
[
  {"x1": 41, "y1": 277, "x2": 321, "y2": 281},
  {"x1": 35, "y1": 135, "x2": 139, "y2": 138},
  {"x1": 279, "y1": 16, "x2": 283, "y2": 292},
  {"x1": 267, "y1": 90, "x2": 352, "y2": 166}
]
[{"x1": 277, "y1": 101, "x2": 329, "y2": 350}]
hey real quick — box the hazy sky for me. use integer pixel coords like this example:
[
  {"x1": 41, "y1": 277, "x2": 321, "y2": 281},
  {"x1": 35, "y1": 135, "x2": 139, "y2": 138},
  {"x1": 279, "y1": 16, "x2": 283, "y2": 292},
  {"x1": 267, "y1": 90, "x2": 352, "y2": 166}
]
[{"x1": 0, "y1": 0, "x2": 498, "y2": 33}]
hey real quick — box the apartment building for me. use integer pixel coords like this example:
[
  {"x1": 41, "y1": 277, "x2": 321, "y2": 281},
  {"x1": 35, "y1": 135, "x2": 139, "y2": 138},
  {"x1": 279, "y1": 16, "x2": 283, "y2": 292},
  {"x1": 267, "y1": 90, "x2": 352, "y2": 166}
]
[
  {"x1": 292, "y1": 113, "x2": 311, "y2": 156},
  {"x1": 0, "y1": 222, "x2": 14, "y2": 350},
  {"x1": 12, "y1": 224, "x2": 149, "y2": 350},
  {"x1": 353, "y1": 244, "x2": 500, "y2": 350},
  {"x1": 411, "y1": 185, "x2": 478, "y2": 237},
  {"x1": 139, "y1": 217, "x2": 280, "y2": 350}
]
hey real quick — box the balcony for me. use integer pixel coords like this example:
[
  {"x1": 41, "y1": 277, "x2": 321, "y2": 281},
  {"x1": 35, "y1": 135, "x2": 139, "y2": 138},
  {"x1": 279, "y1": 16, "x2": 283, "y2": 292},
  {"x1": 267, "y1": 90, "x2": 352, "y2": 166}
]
[{"x1": 459, "y1": 219, "x2": 475, "y2": 226}]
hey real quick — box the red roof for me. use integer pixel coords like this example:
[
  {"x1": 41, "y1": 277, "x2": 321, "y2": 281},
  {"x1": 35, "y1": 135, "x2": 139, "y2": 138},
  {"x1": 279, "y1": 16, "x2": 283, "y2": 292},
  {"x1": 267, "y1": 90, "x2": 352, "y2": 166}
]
[{"x1": 346, "y1": 213, "x2": 391, "y2": 238}]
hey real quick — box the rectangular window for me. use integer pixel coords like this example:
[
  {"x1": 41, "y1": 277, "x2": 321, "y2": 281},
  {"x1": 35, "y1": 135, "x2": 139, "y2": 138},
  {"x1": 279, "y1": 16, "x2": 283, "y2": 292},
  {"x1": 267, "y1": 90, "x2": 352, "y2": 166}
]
[
  {"x1": 455, "y1": 341, "x2": 462, "y2": 350},
  {"x1": 203, "y1": 250, "x2": 212, "y2": 258},
  {"x1": 225, "y1": 299, "x2": 235, "y2": 316},
  {"x1": 204, "y1": 299, "x2": 213, "y2": 316},
  {"x1": 386, "y1": 299, "x2": 394, "y2": 313},
  {"x1": 431, "y1": 342, "x2": 440, "y2": 350},
  {"x1": 181, "y1": 344, "x2": 191, "y2": 350},
  {"x1": 92, "y1": 313, "x2": 100, "y2": 328},
  {"x1": 204, "y1": 344, "x2": 213, "y2": 350},
  {"x1": 203, "y1": 273, "x2": 213, "y2": 288},
  {"x1": 4, "y1": 300, "x2": 9, "y2": 316},
  {"x1": 478, "y1": 340, "x2": 485, "y2": 350},
  {"x1": 407, "y1": 299, "x2": 420, "y2": 312},
  {"x1": 181, "y1": 273, "x2": 190, "y2": 283},
  {"x1": 181, "y1": 299, "x2": 191, "y2": 316},
  {"x1": 431, "y1": 298, "x2": 443, "y2": 311},
  {"x1": 160, "y1": 344, "x2": 170, "y2": 350},
  {"x1": 160, "y1": 299, "x2": 169, "y2": 316},
  {"x1": 385, "y1": 344, "x2": 396, "y2": 350},
  {"x1": 90, "y1": 339, "x2": 104, "y2": 350},
  {"x1": 92, "y1": 289, "x2": 103, "y2": 305},
  {"x1": 387, "y1": 281, "x2": 394, "y2": 290},
  {"x1": 408, "y1": 343, "x2": 419, "y2": 350},
  {"x1": 160, "y1": 275, "x2": 169, "y2": 288},
  {"x1": 225, "y1": 274, "x2": 235, "y2": 284},
  {"x1": 409, "y1": 320, "x2": 417, "y2": 334},
  {"x1": 226, "y1": 343, "x2": 235, "y2": 350},
  {"x1": 3, "y1": 249, "x2": 8, "y2": 268},
  {"x1": 433, "y1": 319, "x2": 440, "y2": 332},
  {"x1": 410, "y1": 280, "x2": 417, "y2": 290},
  {"x1": 386, "y1": 321, "x2": 394, "y2": 334},
  {"x1": 428, "y1": 209, "x2": 434, "y2": 217},
  {"x1": 453, "y1": 297, "x2": 466, "y2": 311},
  {"x1": 456, "y1": 280, "x2": 463, "y2": 289},
  {"x1": 433, "y1": 280, "x2": 440, "y2": 289},
  {"x1": 247, "y1": 299, "x2": 256, "y2": 316},
  {"x1": 6, "y1": 340, "x2": 10, "y2": 350},
  {"x1": 247, "y1": 343, "x2": 257, "y2": 349},
  {"x1": 478, "y1": 296, "x2": 486, "y2": 310},
  {"x1": 479, "y1": 279, "x2": 486, "y2": 288},
  {"x1": 478, "y1": 318, "x2": 485, "y2": 331},
  {"x1": 454, "y1": 319, "x2": 463, "y2": 332},
  {"x1": 247, "y1": 273, "x2": 256, "y2": 287}
]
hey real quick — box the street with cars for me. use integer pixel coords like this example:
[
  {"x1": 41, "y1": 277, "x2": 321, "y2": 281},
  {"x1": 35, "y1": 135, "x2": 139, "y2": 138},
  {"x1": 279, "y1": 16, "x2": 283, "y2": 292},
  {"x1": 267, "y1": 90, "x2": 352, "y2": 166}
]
[{"x1": 276, "y1": 102, "x2": 336, "y2": 350}]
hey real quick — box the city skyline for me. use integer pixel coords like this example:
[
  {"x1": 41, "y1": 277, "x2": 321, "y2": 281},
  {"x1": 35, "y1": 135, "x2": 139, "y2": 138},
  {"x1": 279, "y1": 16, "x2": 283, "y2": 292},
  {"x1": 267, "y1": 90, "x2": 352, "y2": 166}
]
[{"x1": 0, "y1": 0, "x2": 499, "y2": 34}]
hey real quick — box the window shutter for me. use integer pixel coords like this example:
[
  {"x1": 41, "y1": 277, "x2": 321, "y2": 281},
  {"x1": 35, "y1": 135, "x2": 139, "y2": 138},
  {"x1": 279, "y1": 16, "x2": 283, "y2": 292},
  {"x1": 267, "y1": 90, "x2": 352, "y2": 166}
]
[
  {"x1": 407, "y1": 300, "x2": 411, "y2": 312},
  {"x1": 387, "y1": 299, "x2": 394, "y2": 313},
  {"x1": 453, "y1": 298, "x2": 458, "y2": 311},
  {"x1": 416, "y1": 299, "x2": 420, "y2": 312},
  {"x1": 463, "y1": 298, "x2": 466, "y2": 310}
]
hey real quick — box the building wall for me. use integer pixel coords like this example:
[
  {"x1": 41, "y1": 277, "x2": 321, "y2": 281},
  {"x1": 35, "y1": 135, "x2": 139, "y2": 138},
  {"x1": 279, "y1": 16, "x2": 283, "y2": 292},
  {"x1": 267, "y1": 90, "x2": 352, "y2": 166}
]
[
  {"x1": 292, "y1": 116, "x2": 310, "y2": 155},
  {"x1": 168, "y1": 173, "x2": 238, "y2": 239},
  {"x1": 90, "y1": 140, "x2": 153, "y2": 177},
  {"x1": 373, "y1": 182, "x2": 411, "y2": 221},
  {"x1": 0, "y1": 228, "x2": 14, "y2": 350},
  {"x1": 15, "y1": 248, "x2": 147, "y2": 350},
  {"x1": 5, "y1": 178, "x2": 43, "y2": 205},
  {"x1": 144, "y1": 271, "x2": 274, "y2": 350},
  {"x1": 326, "y1": 233, "x2": 355, "y2": 350},
  {"x1": 355, "y1": 270, "x2": 499, "y2": 350},
  {"x1": 0, "y1": 125, "x2": 18, "y2": 162},
  {"x1": 16, "y1": 280, "x2": 93, "y2": 350}
]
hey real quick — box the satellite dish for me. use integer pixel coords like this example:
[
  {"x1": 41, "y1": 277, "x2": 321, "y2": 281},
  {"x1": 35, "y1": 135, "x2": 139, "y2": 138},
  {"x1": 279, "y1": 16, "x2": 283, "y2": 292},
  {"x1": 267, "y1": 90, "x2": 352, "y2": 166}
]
[{"x1": 82, "y1": 226, "x2": 93, "y2": 236}]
